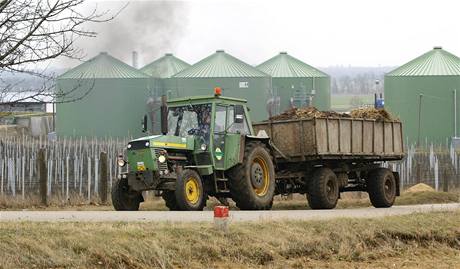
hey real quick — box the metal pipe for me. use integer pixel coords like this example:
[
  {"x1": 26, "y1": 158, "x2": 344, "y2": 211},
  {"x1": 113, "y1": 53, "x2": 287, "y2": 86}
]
[
  {"x1": 132, "y1": 51, "x2": 138, "y2": 68},
  {"x1": 311, "y1": 77, "x2": 315, "y2": 106},
  {"x1": 160, "y1": 95, "x2": 168, "y2": 135},
  {"x1": 52, "y1": 102, "x2": 55, "y2": 132},
  {"x1": 417, "y1": 94, "x2": 423, "y2": 147},
  {"x1": 452, "y1": 89, "x2": 457, "y2": 137}
]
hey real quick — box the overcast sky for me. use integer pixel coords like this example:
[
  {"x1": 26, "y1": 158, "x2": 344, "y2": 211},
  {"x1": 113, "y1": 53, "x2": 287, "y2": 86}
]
[{"x1": 65, "y1": 0, "x2": 460, "y2": 68}]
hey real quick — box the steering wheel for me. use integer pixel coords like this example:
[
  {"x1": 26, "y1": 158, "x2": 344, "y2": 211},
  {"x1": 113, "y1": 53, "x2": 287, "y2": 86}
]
[{"x1": 187, "y1": 128, "x2": 199, "y2": 135}]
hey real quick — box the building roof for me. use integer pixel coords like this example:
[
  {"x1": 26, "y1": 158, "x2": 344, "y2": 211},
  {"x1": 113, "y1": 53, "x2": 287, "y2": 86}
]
[
  {"x1": 140, "y1": 53, "x2": 190, "y2": 78},
  {"x1": 58, "y1": 52, "x2": 150, "y2": 79},
  {"x1": 173, "y1": 50, "x2": 269, "y2": 78},
  {"x1": 386, "y1": 47, "x2": 460, "y2": 76},
  {"x1": 257, "y1": 52, "x2": 328, "y2": 78}
]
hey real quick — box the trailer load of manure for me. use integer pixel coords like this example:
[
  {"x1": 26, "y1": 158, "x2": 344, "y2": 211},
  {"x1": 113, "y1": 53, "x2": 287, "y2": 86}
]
[
  {"x1": 349, "y1": 107, "x2": 396, "y2": 121},
  {"x1": 269, "y1": 107, "x2": 397, "y2": 121}
]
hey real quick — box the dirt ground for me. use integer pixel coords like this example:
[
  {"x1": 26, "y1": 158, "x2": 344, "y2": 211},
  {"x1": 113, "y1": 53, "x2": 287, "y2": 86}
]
[{"x1": 1, "y1": 190, "x2": 457, "y2": 211}]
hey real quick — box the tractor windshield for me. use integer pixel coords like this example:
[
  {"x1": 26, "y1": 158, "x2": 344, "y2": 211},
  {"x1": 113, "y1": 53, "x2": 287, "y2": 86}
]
[{"x1": 167, "y1": 103, "x2": 212, "y2": 142}]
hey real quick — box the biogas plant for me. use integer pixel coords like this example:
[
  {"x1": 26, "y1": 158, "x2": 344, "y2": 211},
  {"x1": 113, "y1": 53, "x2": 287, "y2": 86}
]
[{"x1": 56, "y1": 47, "x2": 460, "y2": 145}]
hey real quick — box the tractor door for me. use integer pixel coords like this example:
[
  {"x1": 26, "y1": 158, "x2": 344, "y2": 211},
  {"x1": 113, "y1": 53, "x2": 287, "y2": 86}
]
[
  {"x1": 213, "y1": 105, "x2": 227, "y2": 169},
  {"x1": 213, "y1": 104, "x2": 250, "y2": 170}
]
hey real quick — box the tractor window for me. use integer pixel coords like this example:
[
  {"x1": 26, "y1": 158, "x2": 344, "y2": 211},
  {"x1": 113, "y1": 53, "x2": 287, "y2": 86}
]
[
  {"x1": 214, "y1": 105, "x2": 226, "y2": 133},
  {"x1": 227, "y1": 105, "x2": 250, "y2": 134},
  {"x1": 167, "y1": 104, "x2": 212, "y2": 141}
]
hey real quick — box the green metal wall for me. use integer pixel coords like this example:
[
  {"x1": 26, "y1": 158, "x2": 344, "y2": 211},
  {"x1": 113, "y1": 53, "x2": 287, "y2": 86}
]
[
  {"x1": 56, "y1": 78, "x2": 152, "y2": 137},
  {"x1": 146, "y1": 77, "x2": 168, "y2": 134},
  {"x1": 165, "y1": 77, "x2": 272, "y2": 122},
  {"x1": 384, "y1": 76, "x2": 460, "y2": 143},
  {"x1": 271, "y1": 77, "x2": 331, "y2": 113}
]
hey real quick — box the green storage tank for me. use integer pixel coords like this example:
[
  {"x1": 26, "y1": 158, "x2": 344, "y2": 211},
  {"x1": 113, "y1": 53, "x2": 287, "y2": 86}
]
[
  {"x1": 257, "y1": 52, "x2": 330, "y2": 114},
  {"x1": 384, "y1": 47, "x2": 460, "y2": 144},
  {"x1": 140, "y1": 53, "x2": 190, "y2": 80},
  {"x1": 140, "y1": 53, "x2": 190, "y2": 133},
  {"x1": 170, "y1": 50, "x2": 273, "y2": 121},
  {"x1": 56, "y1": 52, "x2": 151, "y2": 137}
]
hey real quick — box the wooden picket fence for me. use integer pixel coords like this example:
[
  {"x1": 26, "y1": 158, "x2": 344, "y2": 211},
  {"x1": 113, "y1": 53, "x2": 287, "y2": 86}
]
[
  {"x1": 0, "y1": 135, "x2": 129, "y2": 202},
  {"x1": 0, "y1": 135, "x2": 459, "y2": 204},
  {"x1": 387, "y1": 143, "x2": 460, "y2": 191}
]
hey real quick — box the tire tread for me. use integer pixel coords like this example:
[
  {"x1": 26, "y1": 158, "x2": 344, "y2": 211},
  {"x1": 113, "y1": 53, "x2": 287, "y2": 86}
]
[
  {"x1": 367, "y1": 168, "x2": 396, "y2": 208},
  {"x1": 307, "y1": 168, "x2": 339, "y2": 209},
  {"x1": 111, "y1": 179, "x2": 142, "y2": 211}
]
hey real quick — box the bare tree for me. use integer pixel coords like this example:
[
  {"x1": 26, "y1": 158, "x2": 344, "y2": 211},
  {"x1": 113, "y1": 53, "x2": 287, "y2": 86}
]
[{"x1": 0, "y1": 0, "x2": 121, "y2": 106}]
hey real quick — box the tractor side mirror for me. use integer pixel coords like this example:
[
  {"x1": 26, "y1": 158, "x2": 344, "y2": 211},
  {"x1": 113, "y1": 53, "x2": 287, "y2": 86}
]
[
  {"x1": 142, "y1": 115, "x2": 148, "y2": 133},
  {"x1": 234, "y1": 105, "x2": 245, "y2": 124}
]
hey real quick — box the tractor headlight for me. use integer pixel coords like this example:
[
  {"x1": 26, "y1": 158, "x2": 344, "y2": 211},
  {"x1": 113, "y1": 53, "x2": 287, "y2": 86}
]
[
  {"x1": 117, "y1": 155, "x2": 127, "y2": 167},
  {"x1": 145, "y1": 142, "x2": 150, "y2": 147},
  {"x1": 200, "y1": 144, "x2": 207, "y2": 151},
  {"x1": 158, "y1": 155, "x2": 166, "y2": 163},
  {"x1": 127, "y1": 144, "x2": 132, "y2": 149}
]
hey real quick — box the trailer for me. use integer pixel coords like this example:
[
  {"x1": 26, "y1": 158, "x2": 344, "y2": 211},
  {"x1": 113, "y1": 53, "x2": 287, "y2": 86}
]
[
  {"x1": 253, "y1": 117, "x2": 404, "y2": 161},
  {"x1": 253, "y1": 117, "x2": 404, "y2": 209}
]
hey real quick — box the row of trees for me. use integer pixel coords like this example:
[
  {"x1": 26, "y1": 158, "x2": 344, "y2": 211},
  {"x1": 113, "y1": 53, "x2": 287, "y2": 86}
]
[
  {"x1": 324, "y1": 66, "x2": 396, "y2": 95},
  {"x1": 331, "y1": 73, "x2": 383, "y2": 95}
]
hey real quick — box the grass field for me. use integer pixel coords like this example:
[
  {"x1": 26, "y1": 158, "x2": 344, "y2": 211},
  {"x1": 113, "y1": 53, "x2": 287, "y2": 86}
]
[
  {"x1": 1, "y1": 190, "x2": 458, "y2": 211},
  {"x1": 0, "y1": 211, "x2": 458, "y2": 268},
  {"x1": 331, "y1": 94, "x2": 374, "y2": 111}
]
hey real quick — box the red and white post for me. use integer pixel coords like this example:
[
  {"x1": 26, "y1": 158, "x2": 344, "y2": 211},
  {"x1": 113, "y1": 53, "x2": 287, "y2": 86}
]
[{"x1": 213, "y1": 206, "x2": 229, "y2": 232}]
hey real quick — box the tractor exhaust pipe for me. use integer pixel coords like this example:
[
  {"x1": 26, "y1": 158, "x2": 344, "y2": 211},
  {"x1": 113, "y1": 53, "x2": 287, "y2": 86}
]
[{"x1": 161, "y1": 95, "x2": 168, "y2": 135}]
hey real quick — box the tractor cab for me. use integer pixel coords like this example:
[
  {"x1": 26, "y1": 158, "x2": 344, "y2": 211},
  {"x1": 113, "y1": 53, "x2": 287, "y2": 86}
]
[{"x1": 113, "y1": 88, "x2": 273, "y2": 211}]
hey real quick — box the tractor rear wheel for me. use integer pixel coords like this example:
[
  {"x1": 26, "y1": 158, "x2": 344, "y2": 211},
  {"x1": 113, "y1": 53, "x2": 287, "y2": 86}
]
[
  {"x1": 307, "y1": 167, "x2": 339, "y2": 209},
  {"x1": 367, "y1": 168, "x2": 396, "y2": 208},
  {"x1": 111, "y1": 178, "x2": 143, "y2": 211},
  {"x1": 175, "y1": 169, "x2": 206, "y2": 211},
  {"x1": 228, "y1": 141, "x2": 275, "y2": 210}
]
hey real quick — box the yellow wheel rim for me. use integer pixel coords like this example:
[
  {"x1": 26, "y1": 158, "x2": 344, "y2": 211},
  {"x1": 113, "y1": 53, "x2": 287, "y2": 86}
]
[
  {"x1": 252, "y1": 157, "x2": 270, "y2": 196},
  {"x1": 185, "y1": 177, "x2": 200, "y2": 204}
]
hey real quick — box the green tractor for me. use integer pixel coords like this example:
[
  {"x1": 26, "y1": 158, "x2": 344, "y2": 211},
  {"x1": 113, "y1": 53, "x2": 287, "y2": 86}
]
[{"x1": 113, "y1": 90, "x2": 275, "y2": 211}]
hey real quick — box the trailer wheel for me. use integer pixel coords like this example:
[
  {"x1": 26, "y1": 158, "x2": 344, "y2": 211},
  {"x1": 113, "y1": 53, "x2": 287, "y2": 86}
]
[
  {"x1": 111, "y1": 178, "x2": 143, "y2": 211},
  {"x1": 161, "y1": 191, "x2": 179, "y2": 210},
  {"x1": 228, "y1": 141, "x2": 275, "y2": 210},
  {"x1": 307, "y1": 168, "x2": 339, "y2": 209},
  {"x1": 175, "y1": 169, "x2": 206, "y2": 211},
  {"x1": 367, "y1": 168, "x2": 396, "y2": 208}
]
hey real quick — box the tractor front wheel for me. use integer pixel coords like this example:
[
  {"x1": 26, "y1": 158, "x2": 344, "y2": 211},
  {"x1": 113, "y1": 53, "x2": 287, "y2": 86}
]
[
  {"x1": 175, "y1": 169, "x2": 206, "y2": 211},
  {"x1": 111, "y1": 178, "x2": 144, "y2": 211},
  {"x1": 161, "y1": 191, "x2": 179, "y2": 210}
]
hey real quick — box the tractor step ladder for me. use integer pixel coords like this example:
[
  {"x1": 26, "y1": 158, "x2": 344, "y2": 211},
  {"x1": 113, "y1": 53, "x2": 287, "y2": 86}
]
[{"x1": 214, "y1": 170, "x2": 230, "y2": 193}]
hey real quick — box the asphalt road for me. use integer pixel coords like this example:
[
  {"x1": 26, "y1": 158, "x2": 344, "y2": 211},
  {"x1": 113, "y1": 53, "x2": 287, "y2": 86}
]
[{"x1": 1, "y1": 203, "x2": 459, "y2": 222}]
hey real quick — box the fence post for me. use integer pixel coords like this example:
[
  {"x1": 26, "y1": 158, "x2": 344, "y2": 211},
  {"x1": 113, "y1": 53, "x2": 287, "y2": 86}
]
[
  {"x1": 38, "y1": 148, "x2": 47, "y2": 206},
  {"x1": 442, "y1": 161, "x2": 451, "y2": 192},
  {"x1": 99, "y1": 151, "x2": 108, "y2": 204}
]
